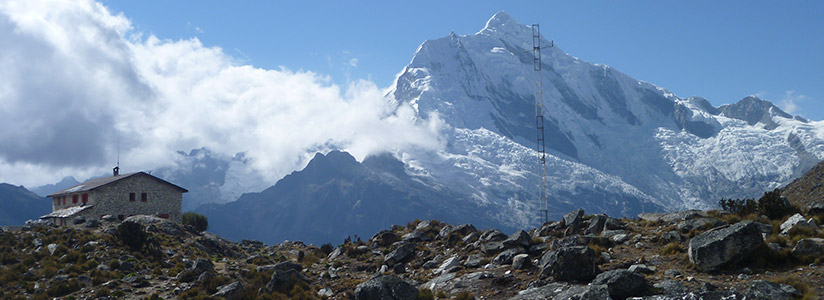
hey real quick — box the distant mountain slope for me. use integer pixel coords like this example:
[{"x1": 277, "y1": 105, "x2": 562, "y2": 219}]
[
  {"x1": 0, "y1": 183, "x2": 50, "y2": 225},
  {"x1": 30, "y1": 176, "x2": 79, "y2": 197},
  {"x1": 197, "y1": 151, "x2": 508, "y2": 245}
]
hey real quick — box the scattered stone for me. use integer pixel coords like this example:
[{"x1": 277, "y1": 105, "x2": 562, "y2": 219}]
[
  {"x1": 563, "y1": 209, "x2": 585, "y2": 229},
  {"x1": 628, "y1": 264, "x2": 656, "y2": 274},
  {"x1": 32, "y1": 238, "x2": 42, "y2": 248},
  {"x1": 434, "y1": 256, "x2": 461, "y2": 275},
  {"x1": 592, "y1": 269, "x2": 649, "y2": 299},
  {"x1": 401, "y1": 230, "x2": 431, "y2": 242},
  {"x1": 370, "y1": 230, "x2": 399, "y2": 247},
  {"x1": 540, "y1": 246, "x2": 599, "y2": 282},
  {"x1": 780, "y1": 213, "x2": 818, "y2": 235},
  {"x1": 509, "y1": 283, "x2": 569, "y2": 300},
  {"x1": 481, "y1": 241, "x2": 505, "y2": 255},
  {"x1": 654, "y1": 280, "x2": 688, "y2": 296},
  {"x1": 212, "y1": 281, "x2": 246, "y2": 300},
  {"x1": 464, "y1": 254, "x2": 484, "y2": 268},
  {"x1": 677, "y1": 217, "x2": 725, "y2": 233},
  {"x1": 604, "y1": 217, "x2": 626, "y2": 230},
  {"x1": 554, "y1": 284, "x2": 611, "y2": 300},
  {"x1": 480, "y1": 229, "x2": 508, "y2": 242},
  {"x1": 384, "y1": 243, "x2": 416, "y2": 266},
  {"x1": 354, "y1": 275, "x2": 417, "y2": 300},
  {"x1": 318, "y1": 287, "x2": 334, "y2": 297},
  {"x1": 791, "y1": 237, "x2": 824, "y2": 259},
  {"x1": 661, "y1": 230, "x2": 682, "y2": 243},
  {"x1": 746, "y1": 280, "x2": 801, "y2": 300},
  {"x1": 503, "y1": 230, "x2": 531, "y2": 248},
  {"x1": 807, "y1": 202, "x2": 824, "y2": 215},
  {"x1": 688, "y1": 220, "x2": 765, "y2": 272},
  {"x1": 587, "y1": 214, "x2": 608, "y2": 235},
  {"x1": 512, "y1": 254, "x2": 530, "y2": 270},
  {"x1": 47, "y1": 243, "x2": 58, "y2": 255},
  {"x1": 491, "y1": 247, "x2": 525, "y2": 265},
  {"x1": 610, "y1": 233, "x2": 630, "y2": 244}
]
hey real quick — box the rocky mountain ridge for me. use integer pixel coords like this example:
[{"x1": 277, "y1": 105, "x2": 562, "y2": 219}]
[{"x1": 2, "y1": 203, "x2": 822, "y2": 299}]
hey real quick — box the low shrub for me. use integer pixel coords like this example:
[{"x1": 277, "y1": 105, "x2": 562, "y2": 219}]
[
  {"x1": 417, "y1": 288, "x2": 434, "y2": 300},
  {"x1": 774, "y1": 275, "x2": 815, "y2": 300},
  {"x1": 182, "y1": 212, "x2": 208, "y2": 233},
  {"x1": 661, "y1": 242, "x2": 684, "y2": 255},
  {"x1": 116, "y1": 221, "x2": 147, "y2": 251}
]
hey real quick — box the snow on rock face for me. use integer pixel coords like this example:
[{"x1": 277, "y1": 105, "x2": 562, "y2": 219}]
[{"x1": 387, "y1": 11, "x2": 824, "y2": 219}]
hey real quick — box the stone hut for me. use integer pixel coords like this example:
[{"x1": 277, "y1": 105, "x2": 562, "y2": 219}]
[{"x1": 41, "y1": 169, "x2": 187, "y2": 226}]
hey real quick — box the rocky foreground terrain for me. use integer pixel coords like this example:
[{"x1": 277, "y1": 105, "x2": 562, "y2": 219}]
[{"x1": 2, "y1": 201, "x2": 824, "y2": 300}]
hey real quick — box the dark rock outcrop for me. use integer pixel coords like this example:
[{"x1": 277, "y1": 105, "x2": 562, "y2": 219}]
[
  {"x1": 540, "y1": 246, "x2": 599, "y2": 281},
  {"x1": 592, "y1": 269, "x2": 648, "y2": 299}
]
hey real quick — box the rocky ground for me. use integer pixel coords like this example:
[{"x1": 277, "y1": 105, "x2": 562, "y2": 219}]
[{"x1": 1, "y1": 202, "x2": 824, "y2": 300}]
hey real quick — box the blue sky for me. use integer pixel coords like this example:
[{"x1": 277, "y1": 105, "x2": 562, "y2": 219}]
[{"x1": 103, "y1": 0, "x2": 824, "y2": 119}]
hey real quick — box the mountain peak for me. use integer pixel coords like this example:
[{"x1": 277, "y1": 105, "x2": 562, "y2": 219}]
[{"x1": 480, "y1": 11, "x2": 525, "y2": 34}]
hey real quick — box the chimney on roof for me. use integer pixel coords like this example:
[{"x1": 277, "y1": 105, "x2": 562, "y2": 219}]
[{"x1": 113, "y1": 166, "x2": 120, "y2": 176}]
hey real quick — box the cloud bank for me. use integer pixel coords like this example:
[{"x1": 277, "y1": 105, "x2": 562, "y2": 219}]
[{"x1": 0, "y1": 0, "x2": 446, "y2": 187}]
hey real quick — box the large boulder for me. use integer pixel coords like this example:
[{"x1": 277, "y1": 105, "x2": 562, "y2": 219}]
[
  {"x1": 491, "y1": 247, "x2": 525, "y2": 265},
  {"x1": 745, "y1": 280, "x2": 801, "y2": 300},
  {"x1": 553, "y1": 284, "x2": 612, "y2": 300},
  {"x1": 540, "y1": 246, "x2": 599, "y2": 282},
  {"x1": 592, "y1": 269, "x2": 648, "y2": 299},
  {"x1": 688, "y1": 220, "x2": 764, "y2": 272},
  {"x1": 586, "y1": 214, "x2": 608, "y2": 235},
  {"x1": 124, "y1": 215, "x2": 186, "y2": 236},
  {"x1": 370, "y1": 230, "x2": 399, "y2": 247},
  {"x1": 265, "y1": 269, "x2": 309, "y2": 294},
  {"x1": 354, "y1": 275, "x2": 417, "y2": 300}
]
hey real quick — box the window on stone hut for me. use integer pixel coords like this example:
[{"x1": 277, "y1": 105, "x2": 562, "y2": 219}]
[
  {"x1": 141, "y1": 193, "x2": 147, "y2": 202},
  {"x1": 82, "y1": 193, "x2": 88, "y2": 204},
  {"x1": 72, "y1": 195, "x2": 78, "y2": 204},
  {"x1": 129, "y1": 193, "x2": 136, "y2": 202}
]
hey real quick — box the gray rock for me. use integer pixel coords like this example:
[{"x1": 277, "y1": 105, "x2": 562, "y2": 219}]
[
  {"x1": 587, "y1": 214, "x2": 608, "y2": 235},
  {"x1": 604, "y1": 217, "x2": 626, "y2": 230},
  {"x1": 423, "y1": 272, "x2": 456, "y2": 292},
  {"x1": 688, "y1": 220, "x2": 765, "y2": 272},
  {"x1": 503, "y1": 230, "x2": 532, "y2": 248},
  {"x1": 654, "y1": 280, "x2": 688, "y2": 296},
  {"x1": 384, "y1": 243, "x2": 415, "y2": 266},
  {"x1": 780, "y1": 213, "x2": 817, "y2": 235},
  {"x1": 553, "y1": 284, "x2": 612, "y2": 300},
  {"x1": 415, "y1": 220, "x2": 435, "y2": 232},
  {"x1": 592, "y1": 269, "x2": 648, "y2": 299},
  {"x1": 401, "y1": 230, "x2": 431, "y2": 242},
  {"x1": 480, "y1": 229, "x2": 508, "y2": 242},
  {"x1": 32, "y1": 238, "x2": 43, "y2": 248},
  {"x1": 370, "y1": 230, "x2": 399, "y2": 247},
  {"x1": 464, "y1": 254, "x2": 484, "y2": 268},
  {"x1": 422, "y1": 255, "x2": 442, "y2": 269},
  {"x1": 212, "y1": 281, "x2": 246, "y2": 300},
  {"x1": 563, "y1": 209, "x2": 585, "y2": 229},
  {"x1": 746, "y1": 280, "x2": 801, "y2": 300},
  {"x1": 435, "y1": 256, "x2": 461, "y2": 275},
  {"x1": 512, "y1": 254, "x2": 530, "y2": 270},
  {"x1": 327, "y1": 247, "x2": 344, "y2": 260},
  {"x1": 610, "y1": 234, "x2": 630, "y2": 244},
  {"x1": 47, "y1": 243, "x2": 58, "y2": 255},
  {"x1": 807, "y1": 202, "x2": 824, "y2": 215},
  {"x1": 491, "y1": 247, "x2": 525, "y2": 265},
  {"x1": 193, "y1": 258, "x2": 215, "y2": 274},
  {"x1": 661, "y1": 230, "x2": 682, "y2": 243},
  {"x1": 677, "y1": 217, "x2": 725, "y2": 233},
  {"x1": 354, "y1": 275, "x2": 417, "y2": 300},
  {"x1": 462, "y1": 232, "x2": 479, "y2": 243},
  {"x1": 124, "y1": 214, "x2": 186, "y2": 236},
  {"x1": 791, "y1": 237, "x2": 824, "y2": 259},
  {"x1": 638, "y1": 210, "x2": 707, "y2": 223},
  {"x1": 540, "y1": 246, "x2": 599, "y2": 282},
  {"x1": 628, "y1": 264, "x2": 656, "y2": 274},
  {"x1": 508, "y1": 283, "x2": 569, "y2": 300},
  {"x1": 663, "y1": 269, "x2": 680, "y2": 278},
  {"x1": 84, "y1": 219, "x2": 100, "y2": 228},
  {"x1": 266, "y1": 269, "x2": 309, "y2": 293},
  {"x1": 481, "y1": 241, "x2": 505, "y2": 255}
]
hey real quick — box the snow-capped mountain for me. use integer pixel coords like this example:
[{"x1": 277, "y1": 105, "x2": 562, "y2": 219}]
[
  {"x1": 389, "y1": 11, "x2": 824, "y2": 216},
  {"x1": 89, "y1": 11, "x2": 824, "y2": 244}
]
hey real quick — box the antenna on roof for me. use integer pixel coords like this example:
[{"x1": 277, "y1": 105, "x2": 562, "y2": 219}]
[{"x1": 113, "y1": 133, "x2": 120, "y2": 176}]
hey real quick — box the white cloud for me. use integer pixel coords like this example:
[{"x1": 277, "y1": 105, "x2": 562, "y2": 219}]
[
  {"x1": 0, "y1": 0, "x2": 446, "y2": 187},
  {"x1": 349, "y1": 58, "x2": 358, "y2": 68},
  {"x1": 779, "y1": 90, "x2": 809, "y2": 116}
]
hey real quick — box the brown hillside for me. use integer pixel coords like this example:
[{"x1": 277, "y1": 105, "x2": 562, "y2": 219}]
[{"x1": 782, "y1": 159, "x2": 824, "y2": 211}]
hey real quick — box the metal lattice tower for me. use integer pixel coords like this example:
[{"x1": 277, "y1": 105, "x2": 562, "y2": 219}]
[{"x1": 532, "y1": 24, "x2": 550, "y2": 224}]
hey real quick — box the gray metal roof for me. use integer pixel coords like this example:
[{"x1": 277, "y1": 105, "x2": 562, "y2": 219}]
[
  {"x1": 47, "y1": 172, "x2": 188, "y2": 197},
  {"x1": 40, "y1": 205, "x2": 93, "y2": 219}
]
